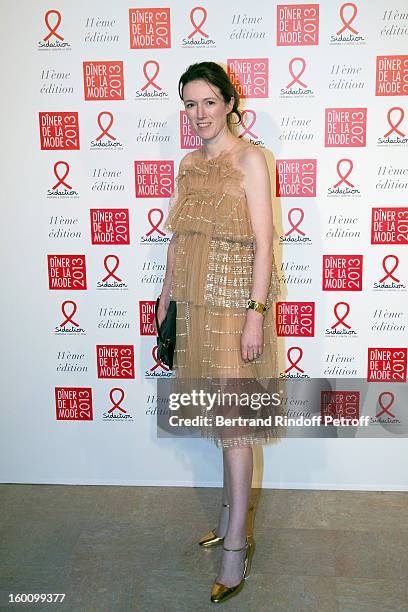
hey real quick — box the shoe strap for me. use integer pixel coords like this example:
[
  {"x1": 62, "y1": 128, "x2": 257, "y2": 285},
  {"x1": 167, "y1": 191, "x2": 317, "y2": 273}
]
[
  {"x1": 223, "y1": 541, "x2": 248, "y2": 552},
  {"x1": 222, "y1": 503, "x2": 254, "y2": 510}
]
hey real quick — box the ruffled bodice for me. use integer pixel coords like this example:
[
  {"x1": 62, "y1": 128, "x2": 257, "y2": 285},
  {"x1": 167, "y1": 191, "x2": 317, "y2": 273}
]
[{"x1": 164, "y1": 149, "x2": 255, "y2": 243}]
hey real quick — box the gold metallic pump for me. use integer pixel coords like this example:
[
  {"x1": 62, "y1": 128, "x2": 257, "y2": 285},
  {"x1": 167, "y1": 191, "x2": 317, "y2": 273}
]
[
  {"x1": 199, "y1": 504, "x2": 255, "y2": 548},
  {"x1": 210, "y1": 538, "x2": 255, "y2": 604},
  {"x1": 198, "y1": 504, "x2": 229, "y2": 548}
]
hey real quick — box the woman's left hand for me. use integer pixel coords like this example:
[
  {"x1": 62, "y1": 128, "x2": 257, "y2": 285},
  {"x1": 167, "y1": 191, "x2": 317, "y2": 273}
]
[{"x1": 241, "y1": 312, "x2": 264, "y2": 362}]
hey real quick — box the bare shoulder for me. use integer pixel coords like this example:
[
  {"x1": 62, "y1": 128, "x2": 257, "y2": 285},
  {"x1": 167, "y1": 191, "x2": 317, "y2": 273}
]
[
  {"x1": 236, "y1": 142, "x2": 269, "y2": 190},
  {"x1": 235, "y1": 143, "x2": 268, "y2": 179},
  {"x1": 179, "y1": 150, "x2": 197, "y2": 171}
]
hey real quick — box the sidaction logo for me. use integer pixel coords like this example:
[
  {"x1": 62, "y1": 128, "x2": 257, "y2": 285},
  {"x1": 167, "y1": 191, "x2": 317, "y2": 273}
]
[
  {"x1": 55, "y1": 301, "x2": 85, "y2": 335},
  {"x1": 371, "y1": 392, "x2": 400, "y2": 425},
  {"x1": 238, "y1": 110, "x2": 265, "y2": 146},
  {"x1": 38, "y1": 10, "x2": 71, "y2": 49},
  {"x1": 327, "y1": 159, "x2": 361, "y2": 197},
  {"x1": 135, "y1": 61, "x2": 168, "y2": 99},
  {"x1": 325, "y1": 302, "x2": 357, "y2": 337},
  {"x1": 47, "y1": 161, "x2": 79, "y2": 198},
  {"x1": 145, "y1": 347, "x2": 174, "y2": 378},
  {"x1": 281, "y1": 346, "x2": 309, "y2": 379},
  {"x1": 140, "y1": 209, "x2": 171, "y2": 244},
  {"x1": 330, "y1": 3, "x2": 365, "y2": 44},
  {"x1": 281, "y1": 58, "x2": 314, "y2": 97},
  {"x1": 279, "y1": 208, "x2": 312, "y2": 245},
  {"x1": 182, "y1": 7, "x2": 216, "y2": 47},
  {"x1": 102, "y1": 389, "x2": 134, "y2": 421},
  {"x1": 378, "y1": 107, "x2": 408, "y2": 146},
  {"x1": 97, "y1": 255, "x2": 128, "y2": 290},
  {"x1": 373, "y1": 255, "x2": 406, "y2": 291},
  {"x1": 91, "y1": 112, "x2": 123, "y2": 150}
]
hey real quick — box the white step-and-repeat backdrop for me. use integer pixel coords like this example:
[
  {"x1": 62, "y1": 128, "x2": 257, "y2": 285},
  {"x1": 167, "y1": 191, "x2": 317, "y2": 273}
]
[{"x1": 2, "y1": 0, "x2": 407, "y2": 489}]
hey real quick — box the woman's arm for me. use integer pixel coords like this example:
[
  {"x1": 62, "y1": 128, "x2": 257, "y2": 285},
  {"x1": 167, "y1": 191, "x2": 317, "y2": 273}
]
[
  {"x1": 240, "y1": 147, "x2": 274, "y2": 361},
  {"x1": 159, "y1": 233, "x2": 176, "y2": 311}
]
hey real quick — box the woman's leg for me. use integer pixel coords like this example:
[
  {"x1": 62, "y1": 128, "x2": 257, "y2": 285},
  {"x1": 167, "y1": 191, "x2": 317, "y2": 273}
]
[
  {"x1": 215, "y1": 454, "x2": 231, "y2": 537},
  {"x1": 215, "y1": 445, "x2": 253, "y2": 586}
]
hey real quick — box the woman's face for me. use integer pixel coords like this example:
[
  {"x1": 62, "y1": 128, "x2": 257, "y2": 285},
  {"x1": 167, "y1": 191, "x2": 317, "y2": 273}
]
[{"x1": 182, "y1": 79, "x2": 234, "y2": 141}]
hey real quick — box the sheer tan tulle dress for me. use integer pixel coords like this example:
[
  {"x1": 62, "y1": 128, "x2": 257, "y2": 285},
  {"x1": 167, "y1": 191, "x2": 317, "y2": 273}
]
[{"x1": 162, "y1": 142, "x2": 287, "y2": 448}]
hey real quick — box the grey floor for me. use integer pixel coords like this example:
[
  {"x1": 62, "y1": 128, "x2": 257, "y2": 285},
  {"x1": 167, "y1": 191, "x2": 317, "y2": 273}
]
[{"x1": 1, "y1": 485, "x2": 408, "y2": 612}]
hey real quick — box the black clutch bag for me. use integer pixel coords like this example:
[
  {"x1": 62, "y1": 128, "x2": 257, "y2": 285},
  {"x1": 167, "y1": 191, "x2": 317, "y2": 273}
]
[{"x1": 154, "y1": 296, "x2": 177, "y2": 370}]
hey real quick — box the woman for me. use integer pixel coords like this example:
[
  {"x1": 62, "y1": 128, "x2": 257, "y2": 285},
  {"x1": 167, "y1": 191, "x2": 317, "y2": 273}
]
[{"x1": 155, "y1": 61, "x2": 285, "y2": 604}]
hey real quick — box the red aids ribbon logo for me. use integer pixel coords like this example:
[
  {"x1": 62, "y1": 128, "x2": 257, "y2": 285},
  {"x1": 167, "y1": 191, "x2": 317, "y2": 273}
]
[
  {"x1": 384, "y1": 107, "x2": 406, "y2": 138},
  {"x1": 60, "y1": 301, "x2": 79, "y2": 327},
  {"x1": 379, "y1": 255, "x2": 400, "y2": 283},
  {"x1": 239, "y1": 110, "x2": 258, "y2": 140},
  {"x1": 333, "y1": 159, "x2": 354, "y2": 188},
  {"x1": 140, "y1": 61, "x2": 162, "y2": 91},
  {"x1": 146, "y1": 209, "x2": 165, "y2": 237},
  {"x1": 101, "y1": 255, "x2": 122, "y2": 283},
  {"x1": 286, "y1": 58, "x2": 307, "y2": 89},
  {"x1": 52, "y1": 161, "x2": 72, "y2": 190},
  {"x1": 331, "y1": 302, "x2": 351, "y2": 329},
  {"x1": 151, "y1": 346, "x2": 170, "y2": 371},
  {"x1": 284, "y1": 347, "x2": 305, "y2": 373},
  {"x1": 285, "y1": 208, "x2": 305, "y2": 236},
  {"x1": 96, "y1": 112, "x2": 116, "y2": 141},
  {"x1": 107, "y1": 388, "x2": 126, "y2": 414},
  {"x1": 376, "y1": 392, "x2": 395, "y2": 418},
  {"x1": 336, "y1": 3, "x2": 358, "y2": 35},
  {"x1": 188, "y1": 6, "x2": 209, "y2": 39},
  {"x1": 43, "y1": 10, "x2": 64, "y2": 41}
]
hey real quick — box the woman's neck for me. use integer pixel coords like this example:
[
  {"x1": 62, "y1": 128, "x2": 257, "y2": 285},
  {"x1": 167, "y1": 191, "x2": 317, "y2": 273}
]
[{"x1": 201, "y1": 131, "x2": 238, "y2": 161}]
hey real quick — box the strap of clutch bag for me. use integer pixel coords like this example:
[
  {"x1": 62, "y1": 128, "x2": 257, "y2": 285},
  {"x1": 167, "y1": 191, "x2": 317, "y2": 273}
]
[{"x1": 154, "y1": 296, "x2": 166, "y2": 344}]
